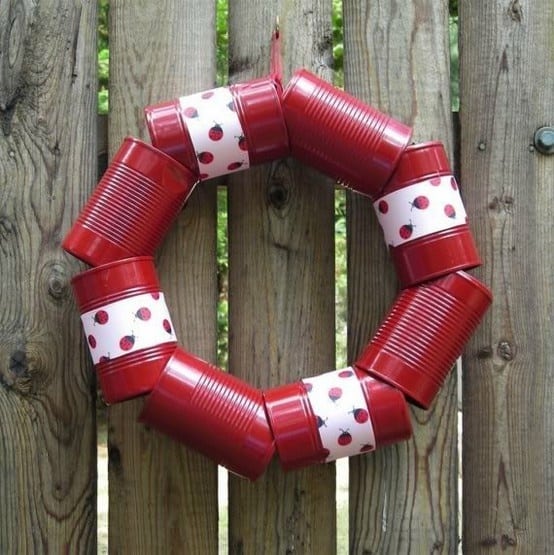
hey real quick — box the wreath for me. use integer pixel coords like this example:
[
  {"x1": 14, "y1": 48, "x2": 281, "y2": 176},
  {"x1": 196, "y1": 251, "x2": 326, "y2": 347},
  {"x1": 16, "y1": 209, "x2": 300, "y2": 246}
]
[{"x1": 63, "y1": 31, "x2": 491, "y2": 480}]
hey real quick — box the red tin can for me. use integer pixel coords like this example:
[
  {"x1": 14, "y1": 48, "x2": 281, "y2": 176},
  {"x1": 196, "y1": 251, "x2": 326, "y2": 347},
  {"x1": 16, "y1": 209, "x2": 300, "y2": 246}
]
[
  {"x1": 71, "y1": 256, "x2": 177, "y2": 404},
  {"x1": 281, "y1": 69, "x2": 412, "y2": 198},
  {"x1": 144, "y1": 76, "x2": 289, "y2": 180},
  {"x1": 354, "y1": 271, "x2": 492, "y2": 409},
  {"x1": 263, "y1": 367, "x2": 412, "y2": 471},
  {"x1": 139, "y1": 348, "x2": 275, "y2": 481},
  {"x1": 63, "y1": 137, "x2": 198, "y2": 267},
  {"x1": 374, "y1": 141, "x2": 481, "y2": 287}
]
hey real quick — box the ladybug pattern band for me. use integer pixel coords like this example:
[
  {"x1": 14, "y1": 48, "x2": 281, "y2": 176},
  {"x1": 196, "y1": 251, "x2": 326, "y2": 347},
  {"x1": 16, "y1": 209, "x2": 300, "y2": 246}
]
[
  {"x1": 374, "y1": 175, "x2": 468, "y2": 247},
  {"x1": 179, "y1": 87, "x2": 250, "y2": 179},
  {"x1": 81, "y1": 292, "x2": 177, "y2": 364},
  {"x1": 302, "y1": 368, "x2": 376, "y2": 461}
]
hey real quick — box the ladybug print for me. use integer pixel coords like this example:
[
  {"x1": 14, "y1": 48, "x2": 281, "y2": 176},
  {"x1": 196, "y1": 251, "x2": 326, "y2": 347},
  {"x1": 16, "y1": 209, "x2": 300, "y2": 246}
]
[
  {"x1": 430, "y1": 176, "x2": 442, "y2": 186},
  {"x1": 93, "y1": 310, "x2": 109, "y2": 325},
  {"x1": 303, "y1": 381, "x2": 313, "y2": 392},
  {"x1": 151, "y1": 292, "x2": 160, "y2": 300},
  {"x1": 199, "y1": 173, "x2": 210, "y2": 180},
  {"x1": 88, "y1": 335, "x2": 97, "y2": 348},
  {"x1": 183, "y1": 106, "x2": 199, "y2": 119},
  {"x1": 208, "y1": 122, "x2": 223, "y2": 141},
  {"x1": 338, "y1": 369, "x2": 353, "y2": 378},
  {"x1": 227, "y1": 101, "x2": 236, "y2": 111},
  {"x1": 99, "y1": 355, "x2": 110, "y2": 363},
  {"x1": 337, "y1": 429, "x2": 352, "y2": 446},
  {"x1": 197, "y1": 151, "x2": 214, "y2": 165},
  {"x1": 315, "y1": 415, "x2": 327, "y2": 428},
  {"x1": 162, "y1": 319, "x2": 172, "y2": 334},
  {"x1": 410, "y1": 195, "x2": 430, "y2": 210},
  {"x1": 399, "y1": 221, "x2": 415, "y2": 240},
  {"x1": 360, "y1": 443, "x2": 374, "y2": 453},
  {"x1": 451, "y1": 177, "x2": 458, "y2": 190},
  {"x1": 377, "y1": 200, "x2": 389, "y2": 214},
  {"x1": 135, "y1": 307, "x2": 151, "y2": 321},
  {"x1": 119, "y1": 334, "x2": 136, "y2": 351},
  {"x1": 236, "y1": 134, "x2": 248, "y2": 151},
  {"x1": 201, "y1": 90, "x2": 215, "y2": 99},
  {"x1": 328, "y1": 386, "x2": 343, "y2": 402},
  {"x1": 350, "y1": 407, "x2": 369, "y2": 424},
  {"x1": 444, "y1": 204, "x2": 456, "y2": 219},
  {"x1": 227, "y1": 161, "x2": 245, "y2": 171}
]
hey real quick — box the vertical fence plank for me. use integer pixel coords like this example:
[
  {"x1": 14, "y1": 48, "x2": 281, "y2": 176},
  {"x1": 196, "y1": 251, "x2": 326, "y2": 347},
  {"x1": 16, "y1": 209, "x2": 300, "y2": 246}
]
[
  {"x1": 0, "y1": 1, "x2": 97, "y2": 552},
  {"x1": 344, "y1": 1, "x2": 459, "y2": 552},
  {"x1": 460, "y1": 2, "x2": 554, "y2": 552},
  {"x1": 107, "y1": 1, "x2": 219, "y2": 553},
  {"x1": 227, "y1": 2, "x2": 336, "y2": 553}
]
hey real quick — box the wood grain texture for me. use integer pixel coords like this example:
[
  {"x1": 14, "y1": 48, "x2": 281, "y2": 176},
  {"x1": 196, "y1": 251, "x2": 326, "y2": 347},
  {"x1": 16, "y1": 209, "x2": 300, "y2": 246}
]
[
  {"x1": 227, "y1": 2, "x2": 337, "y2": 553},
  {"x1": 343, "y1": 1, "x2": 459, "y2": 553},
  {"x1": 0, "y1": 0, "x2": 97, "y2": 552},
  {"x1": 107, "y1": 1, "x2": 219, "y2": 553},
  {"x1": 459, "y1": 2, "x2": 554, "y2": 552}
]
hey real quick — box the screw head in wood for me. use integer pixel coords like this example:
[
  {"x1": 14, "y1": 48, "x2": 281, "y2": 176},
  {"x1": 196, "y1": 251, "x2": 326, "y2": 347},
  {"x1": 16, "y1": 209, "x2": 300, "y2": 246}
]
[{"x1": 533, "y1": 126, "x2": 554, "y2": 155}]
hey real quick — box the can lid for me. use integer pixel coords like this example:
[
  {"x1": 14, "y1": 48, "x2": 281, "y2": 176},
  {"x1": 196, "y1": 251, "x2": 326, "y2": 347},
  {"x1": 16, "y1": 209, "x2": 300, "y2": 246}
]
[
  {"x1": 355, "y1": 368, "x2": 412, "y2": 447},
  {"x1": 263, "y1": 382, "x2": 328, "y2": 471},
  {"x1": 391, "y1": 226, "x2": 482, "y2": 287},
  {"x1": 382, "y1": 141, "x2": 452, "y2": 194},
  {"x1": 140, "y1": 348, "x2": 275, "y2": 481},
  {"x1": 71, "y1": 256, "x2": 159, "y2": 312},
  {"x1": 144, "y1": 100, "x2": 200, "y2": 174},
  {"x1": 231, "y1": 76, "x2": 289, "y2": 165}
]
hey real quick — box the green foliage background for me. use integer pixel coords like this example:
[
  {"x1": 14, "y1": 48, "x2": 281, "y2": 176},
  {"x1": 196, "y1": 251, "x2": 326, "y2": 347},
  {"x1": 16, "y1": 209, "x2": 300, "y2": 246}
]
[{"x1": 96, "y1": 0, "x2": 458, "y2": 368}]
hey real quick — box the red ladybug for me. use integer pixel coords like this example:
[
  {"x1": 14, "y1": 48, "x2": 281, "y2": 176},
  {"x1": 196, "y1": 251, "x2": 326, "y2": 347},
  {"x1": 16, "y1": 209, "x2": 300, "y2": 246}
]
[
  {"x1": 360, "y1": 443, "x2": 374, "y2": 452},
  {"x1": 135, "y1": 307, "x2": 151, "y2": 321},
  {"x1": 119, "y1": 334, "x2": 135, "y2": 351},
  {"x1": 199, "y1": 173, "x2": 210, "y2": 180},
  {"x1": 303, "y1": 381, "x2": 313, "y2": 392},
  {"x1": 162, "y1": 319, "x2": 172, "y2": 334},
  {"x1": 99, "y1": 355, "x2": 110, "y2": 363},
  {"x1": 197, "y1": 151, "x2": 214, "y2": 164},
  {"x1": 444, "y1": 204, "x2": 456, "y2": 219},
  {"x1": 93, "y1": 310, "x2": 109, "y2": 325},
  {"x1": 227, "y1": 161, "x2": 245, "y2": 171},
  {"x1": 88, "y1": 335, "x2": 97, "y2": 348},
  {"x1": 209, "y1": 123, "x2": 223, "y2": 141},
  {"x1": 377, "y1": 200, "x2": 389, "y2": 214},
  {"x1": 236, "y1": 134, "x2": 248, "y2": 151},
  {"x1": 201, "y1": 90, "x2": 215, "y2": 99},
  {"x1": 183, "y1": 106, "x2": 198, "y2": 118},
  {"x1": 227, "y1": 101, "x2": 236, "y2": 111},
  {"x1": 151, "y1": 292, "x2": 160, "y2": 300},
  {"x1": 430, "y1": 176, "x2": 442, "y2": 186},
  {"x1": 338, "y1": 429, "x2": 352, "y2": 446},
  {"x1": 338, "y1": 369, "x2": 353, "y2": 378},
  {"x1": 410, "y1": 195, "x2": 430, "y2": 210},
  {"x1": 350, "y1": 407, "x2": 369, "y2": 424},
  {"x1": 450, "y1": 177, "x2": 458, "y2": 190},
  {"x1": 328, "y1": 387, "x2": 343, "y2": 402},
  {"x1": 316, "y1": 415, "x2": 327, "y2": 428},
  {"x1": 399, "y1": 221, "x2": 415, "y2": 240}
]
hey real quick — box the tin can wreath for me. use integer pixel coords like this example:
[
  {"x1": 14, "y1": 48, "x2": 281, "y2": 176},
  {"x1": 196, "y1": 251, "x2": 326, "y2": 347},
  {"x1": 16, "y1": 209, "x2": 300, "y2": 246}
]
[{"x1": 63, "y1": 31, "x2": 491, "y2": 481}]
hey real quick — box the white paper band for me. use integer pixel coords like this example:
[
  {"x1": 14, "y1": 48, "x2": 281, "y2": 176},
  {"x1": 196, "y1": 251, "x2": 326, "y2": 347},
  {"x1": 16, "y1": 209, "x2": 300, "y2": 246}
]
[
  {"x1": 81, "y1": 292, "x2": 177, "y2": 364},
  {"x1": 179, "y1": 87, "x2": 250, "y2": 179},
  {"x1": 302, "y1": 368, "x2": 376, "y2": 462},
  {"x1": 374, "y1": 175, "x2": 468, "y2": 247}
]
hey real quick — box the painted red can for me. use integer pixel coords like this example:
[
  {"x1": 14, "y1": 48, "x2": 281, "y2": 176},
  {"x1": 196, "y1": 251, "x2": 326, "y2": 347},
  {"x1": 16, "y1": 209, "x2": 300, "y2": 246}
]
[
  {"x1": 144, "y1": 76, "x2": 289, "y2": 178},
  {"x1": 281, "y1": 69, "x2": 412, "y2": 198},
  {"x1": 71, "y1": 256, "x2": 177, "y2": 404},
  {"x1": 63, "y1": 137, "x2": 197, "y2": 266},
  {"x1": 374, "y1": 141, "x2": 481, "y2": 287},
  {"x1": 354, "y1": 271, "x2": 492, "y2": 409},
  {"x1": 139, "y1": 348, "x2": 275, "y2": 481},
  {"x1": 263, "y1": 368, "x2": 412, "y2": 471}
]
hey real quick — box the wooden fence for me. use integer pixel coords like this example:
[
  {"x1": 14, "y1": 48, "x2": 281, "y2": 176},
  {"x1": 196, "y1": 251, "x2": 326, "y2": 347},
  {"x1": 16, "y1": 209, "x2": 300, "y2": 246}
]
[{"x1": 1, "y1": 1, "x2": 552, "y2": 553}]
